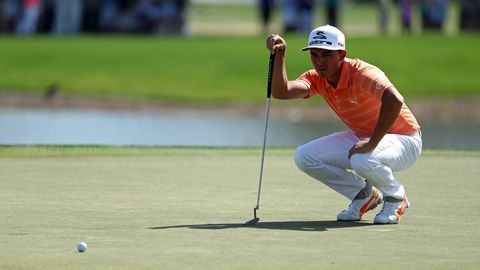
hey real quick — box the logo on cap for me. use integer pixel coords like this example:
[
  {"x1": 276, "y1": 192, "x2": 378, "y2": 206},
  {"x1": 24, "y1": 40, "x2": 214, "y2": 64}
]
[
  {"x1": 313, "y1": 31, "x2": 327, "y2": 40},
  {"x1": 310, "y1": 31, "x2": 333, "y2": 45}
]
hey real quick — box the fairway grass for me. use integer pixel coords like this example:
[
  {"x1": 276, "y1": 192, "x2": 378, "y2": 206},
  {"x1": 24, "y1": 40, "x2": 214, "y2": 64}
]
[{"x1": 1, "y1": 147, "x2": 479, "y2": 269}]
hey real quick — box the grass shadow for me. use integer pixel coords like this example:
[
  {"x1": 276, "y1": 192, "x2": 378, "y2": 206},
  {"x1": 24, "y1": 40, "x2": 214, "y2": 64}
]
[{"x1": 149, "y1": 220, "x2": 374, "y2": 232}]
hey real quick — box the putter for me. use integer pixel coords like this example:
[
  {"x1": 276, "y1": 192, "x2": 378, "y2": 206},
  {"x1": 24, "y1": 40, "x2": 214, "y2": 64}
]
[{"x1": 244, "y1": 52, "x2": 275, "y2": 226}]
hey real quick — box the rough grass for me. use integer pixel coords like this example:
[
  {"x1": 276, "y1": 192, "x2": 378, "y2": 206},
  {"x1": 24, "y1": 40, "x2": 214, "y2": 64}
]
[
  {"x1": 0, "y1": 34, "x2": 479, "y2": 103},
  {"x1": 0, "y1": 3, "x2": 478, "y2": 103},
  {"x1": 0, "y1": 146, "x2": 479, "y2": 269}
]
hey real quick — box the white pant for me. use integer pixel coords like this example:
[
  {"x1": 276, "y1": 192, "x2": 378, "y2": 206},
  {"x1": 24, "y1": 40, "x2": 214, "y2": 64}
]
[{"x1": 294, "y1": 130, "x2": 422, "y2": 200}]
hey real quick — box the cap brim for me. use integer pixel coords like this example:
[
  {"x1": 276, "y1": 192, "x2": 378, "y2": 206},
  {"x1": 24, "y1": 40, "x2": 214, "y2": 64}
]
[{"x1": 300, "y1": 45, "x2": 342, "y2": 51}]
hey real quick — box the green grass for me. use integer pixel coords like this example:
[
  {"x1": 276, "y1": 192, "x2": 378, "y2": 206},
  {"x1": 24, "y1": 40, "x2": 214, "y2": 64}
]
[
  {"x1": 1, "y1": 2, "x2": 477, "y2": 103},
  {"x1": 0, "y1": 146, "x2": 479, "y2": 269},
  {"x1": 0, "y1": 34, "x2": 479, "y2": 103},
  {"x1": 0, "y1": 3, "x2": 478, "y2": 103}
]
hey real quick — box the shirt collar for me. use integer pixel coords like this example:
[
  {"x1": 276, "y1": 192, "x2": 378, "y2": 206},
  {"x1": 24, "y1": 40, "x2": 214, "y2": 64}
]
[{"x1": 335, "y1": 58, "x2": 350, "y2": 90}]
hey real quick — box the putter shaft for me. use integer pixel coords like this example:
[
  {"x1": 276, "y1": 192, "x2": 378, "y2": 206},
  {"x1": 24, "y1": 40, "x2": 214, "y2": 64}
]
[{"x1": 247, "y1": 53, "x2": 275, "y2": 226}]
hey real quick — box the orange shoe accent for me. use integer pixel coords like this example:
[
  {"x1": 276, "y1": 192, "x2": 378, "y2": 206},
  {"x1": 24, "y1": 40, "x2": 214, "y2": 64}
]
[
  {"x1": 395, "y1": 197, "x2": 408, "y2": 220},
  {"x1": 359, "y1": 189, "x2": 379, "y2": 217}
]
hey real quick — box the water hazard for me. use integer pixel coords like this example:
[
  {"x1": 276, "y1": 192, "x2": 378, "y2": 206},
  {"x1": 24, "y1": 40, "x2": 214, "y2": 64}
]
[{"x1": 0, "y1": 108, "x2": 479, "y2": 150}]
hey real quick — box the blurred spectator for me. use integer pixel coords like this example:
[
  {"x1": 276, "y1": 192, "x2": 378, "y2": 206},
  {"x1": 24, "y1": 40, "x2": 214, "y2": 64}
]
[
  {"x1": 134, "y1": 0, "x2": 186, "y2": 35},
  {"x1": 420, "y1": 0, "x2": 447, "y2": 30},
  {"x1": 378, "y1": 0, "x2": 391, "y2": 34},
  {"x1": 134, "y1": 0, "x2": 161, "y2": 33},
  {"x1": 281, "y1": 0, "x2": 296, "y2": 33},
  {"x1": 110, "y1": 0, "x2": 138, "y2": 33},
  {"x1": 173, "y1": 0, "x2": 187, "y2": 35},
  {"x1": 258, "y1": 0, "x2": 274, "y2": 34},
  {"x1": 297, "y1": 0, "x2": 314, "y2": 33},
  {"x1": 459, "y1": 0, "x2": 480, "y2": 31},
  {"x1": 326, "y1": 0, "x2": 339, "y2": 27},
  {"x1": 15, "y1": 0, "x2": 40, "y2": 35},
  {"x1": 281, "y1": 0, "x2": 314, "y2": 34},
  {"x1": 82, "y1": 0, "x2": 101, "y2": 32},
  {"x1": 157, "y1": 0, "x2": 176, "y2": 34},
  {"x1": 54, "y1": 0, "x2": 83, "y2": 34},
  {"x1": 36, "y1": 0, "x2": 54, "y2": 33},
  {"x1": 400, "y1": 0, "x2": 413, "y2": 32},
  {"x1": 99, "y1": 0, "x2": 119, "y2": 32},
  {"x1": 1, "y1": 0, "x2": 20, "y2": 33}
]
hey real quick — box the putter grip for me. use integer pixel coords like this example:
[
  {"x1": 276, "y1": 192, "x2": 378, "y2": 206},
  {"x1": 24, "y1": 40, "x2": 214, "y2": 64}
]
[{"x1": 267, "y1": 53, "x2": 275, "y2": 98}]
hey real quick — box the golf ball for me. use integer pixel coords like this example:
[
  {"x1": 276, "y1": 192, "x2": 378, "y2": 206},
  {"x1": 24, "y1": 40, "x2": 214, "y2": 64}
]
[{"x1": 77, "y1": 242, "x2": 87, "y2": 253}]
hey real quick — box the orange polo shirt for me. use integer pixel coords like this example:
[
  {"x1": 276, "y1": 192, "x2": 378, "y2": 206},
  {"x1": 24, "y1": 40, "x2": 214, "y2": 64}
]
[{"x1": 297, "y1": 58, "x2": 420, "y2": 137}]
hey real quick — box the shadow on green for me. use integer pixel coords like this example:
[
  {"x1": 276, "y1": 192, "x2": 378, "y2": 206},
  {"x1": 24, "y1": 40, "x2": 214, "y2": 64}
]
[{"x1": 149, "y1": 220, "x2": 373, "y2": 232}]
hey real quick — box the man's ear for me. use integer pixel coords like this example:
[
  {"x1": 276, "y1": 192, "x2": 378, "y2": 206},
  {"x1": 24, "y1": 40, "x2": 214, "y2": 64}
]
[{"x1": 339, "y1": 50, "x2": 347, "y2": 60}]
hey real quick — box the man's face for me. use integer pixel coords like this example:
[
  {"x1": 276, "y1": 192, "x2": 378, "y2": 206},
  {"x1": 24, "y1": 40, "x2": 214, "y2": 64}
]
[{"x1": 309, "y1": 48, "x2": 345, "y2": 78}]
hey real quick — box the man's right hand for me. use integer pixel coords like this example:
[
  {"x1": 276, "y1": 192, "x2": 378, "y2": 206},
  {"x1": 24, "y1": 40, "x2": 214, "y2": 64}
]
[
  {"x1": 264, "y1": 34, "x2": 309, "y2": 100},
  {"x1": 266, "y1": 34, "x2": 286, "y2": 54}
]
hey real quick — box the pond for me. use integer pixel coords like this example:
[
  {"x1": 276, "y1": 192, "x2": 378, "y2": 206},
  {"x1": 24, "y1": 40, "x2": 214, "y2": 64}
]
[{"x1": 0, "y1": 108, "x2": 479, "y2": 150}]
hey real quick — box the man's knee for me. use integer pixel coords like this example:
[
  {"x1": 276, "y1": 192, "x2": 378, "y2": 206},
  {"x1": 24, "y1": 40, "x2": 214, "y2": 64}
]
[
  {"x1": 294, "y1": 145, "x2": 315, "y2": 172},
  {"x1": 350, "y1": 154, "x2": 379, "y2": 175}
]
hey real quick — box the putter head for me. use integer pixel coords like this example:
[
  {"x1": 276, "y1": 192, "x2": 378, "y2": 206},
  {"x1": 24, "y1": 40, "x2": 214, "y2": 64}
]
[
  {"x1": 244, "y1": 217, "x2": 260, "y2": 226},
  {"x1": 244, "y1": 207, "x2": 260, "y2": 226}
]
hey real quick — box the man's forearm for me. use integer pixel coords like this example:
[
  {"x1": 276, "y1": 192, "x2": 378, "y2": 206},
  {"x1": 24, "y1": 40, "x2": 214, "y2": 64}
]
[
  {"x1": 369, "y1": 89, "x2": 403, "y2": 147},
  {"x1": 271, "y1": 52, "x2": 290, "y2": 99}
]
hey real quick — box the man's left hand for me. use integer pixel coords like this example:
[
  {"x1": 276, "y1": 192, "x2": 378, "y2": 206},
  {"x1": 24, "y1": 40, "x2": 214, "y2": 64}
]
[{"x1": 348, "y1": 139, "x2": 376, "y2": 159}]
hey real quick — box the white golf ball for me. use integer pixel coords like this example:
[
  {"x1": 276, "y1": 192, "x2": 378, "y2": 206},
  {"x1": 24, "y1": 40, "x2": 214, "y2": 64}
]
[{"x1": 77, "y1": 242, "x2": 87, "y2": 253}]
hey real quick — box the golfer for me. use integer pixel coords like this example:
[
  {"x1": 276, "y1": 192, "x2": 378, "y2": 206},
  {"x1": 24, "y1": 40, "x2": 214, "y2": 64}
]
[{"x1": 266, "y1": 25, "x2": 422, "y2": 224}]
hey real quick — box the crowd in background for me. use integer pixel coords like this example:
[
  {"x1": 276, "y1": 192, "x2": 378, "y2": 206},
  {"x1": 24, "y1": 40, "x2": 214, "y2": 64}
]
[
  {"x1": 259, "y1": 0, "x2": 339, "y2": 33},
  {"x1": 0, "y1": 0, "x2": 188, "y2": 35},
  {"x1": 0, "y1": 0, "x2": 479, "y2": 36},
  {"x1": 394, "y1": 0, "x2": 480, "y2": 32},
  {"x1": 260, "y1": 0, "x2": 480, "y2": 34}
]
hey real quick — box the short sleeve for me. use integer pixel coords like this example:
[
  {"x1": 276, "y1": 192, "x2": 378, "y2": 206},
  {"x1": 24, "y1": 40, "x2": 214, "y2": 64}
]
[
  {"x1": 357, "y1": 66, "x2": 394, "y2": 100},
  {"x1": 296, "y1": 70, "x2": 319, "y2": 99}
]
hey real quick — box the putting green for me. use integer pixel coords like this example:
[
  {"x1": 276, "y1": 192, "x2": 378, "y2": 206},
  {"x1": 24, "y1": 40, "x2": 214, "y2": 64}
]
[{"x1": 0, "y1": 147, "x2": 479, "y2": 269}]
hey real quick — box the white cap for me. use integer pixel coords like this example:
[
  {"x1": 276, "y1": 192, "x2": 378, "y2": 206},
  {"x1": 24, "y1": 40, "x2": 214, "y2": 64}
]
[{"x1": 301, "y1": 25, "x2": 346, "y2": 51}]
